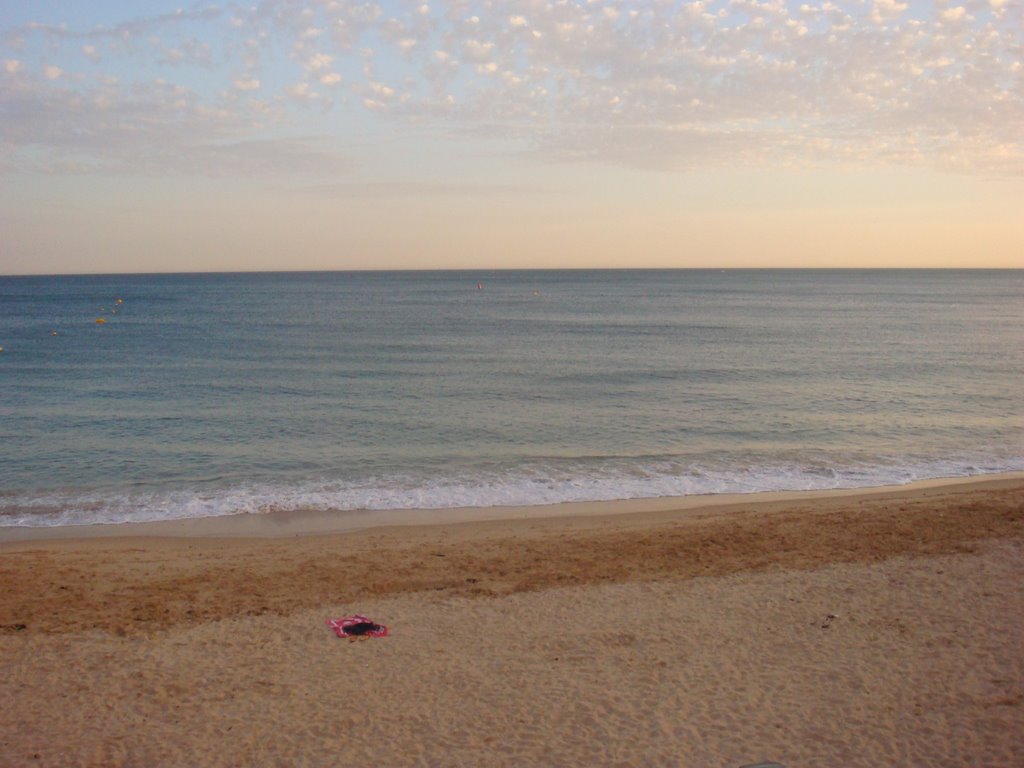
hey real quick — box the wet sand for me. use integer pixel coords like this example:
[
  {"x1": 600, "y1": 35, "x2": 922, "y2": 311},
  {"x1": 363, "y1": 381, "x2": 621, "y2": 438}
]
[{"x1": 2, "y1": 476, "x2": 1023, "y2": 766}]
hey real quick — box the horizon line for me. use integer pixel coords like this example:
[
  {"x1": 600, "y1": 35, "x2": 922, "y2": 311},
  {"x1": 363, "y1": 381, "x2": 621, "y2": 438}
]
[{"x1": 3, "y1": 266, "x2": 1022, "y2": 279}]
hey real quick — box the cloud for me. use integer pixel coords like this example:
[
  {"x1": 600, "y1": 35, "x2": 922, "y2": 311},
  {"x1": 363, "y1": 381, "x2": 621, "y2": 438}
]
[
  {"x1": 6, "y1": 5, "x2": 224, "y2": 44},
  {"x1": 287, "y1": 82, "x2": 320, "y2": 103},
  {"x1": 160, "y1": 39, "x2": 213, "y2": 68},
  {"x1": 870, "y1": 0, "x2": 907, "y2": 24},
  {"x1": 461, "y1": 40, "x2": 495, "y2": 61},
  {"x1": 306, "y1": 53, "x2": 333, "y2": 71},
  {"x1": 297, "y1": 180, "x2": 542, "y2": 198},
  {"x1": 1, "y1": 0, "x2": 1021, "y2": 177},
  {"x1": 183, "y1": 138, "x2": 354, "y2": 177},
  {"x1": 0, "y1": 69, "x2": 349, "y2": 177},
  {"x1": 939, "y1": 6, "x2": 968, "y2": 23}
]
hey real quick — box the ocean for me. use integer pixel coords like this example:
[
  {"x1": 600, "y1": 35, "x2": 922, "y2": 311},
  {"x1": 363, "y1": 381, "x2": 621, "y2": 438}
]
[{"x1": 1, "y1": 269, "x2": 1021, "y2": 529}]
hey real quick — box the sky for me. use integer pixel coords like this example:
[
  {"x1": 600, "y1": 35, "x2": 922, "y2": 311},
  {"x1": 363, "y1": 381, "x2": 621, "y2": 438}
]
[{"x1": 0, "y1": 0, "x2": 1021, "y2": 274}]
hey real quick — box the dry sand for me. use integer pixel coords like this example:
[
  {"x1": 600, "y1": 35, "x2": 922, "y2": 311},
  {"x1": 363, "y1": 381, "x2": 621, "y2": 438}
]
[{"x1": 1, "y1": 476, "x2": 1022, "y2": 767}]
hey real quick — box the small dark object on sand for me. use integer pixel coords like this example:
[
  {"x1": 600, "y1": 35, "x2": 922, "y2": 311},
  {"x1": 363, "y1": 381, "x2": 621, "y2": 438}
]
[
  {"x1": 345, "y1": 621, "x2": 383, "y2": 636},
  {"x1": 326, "y1": 615, "x2": 389, "y2": 638}
]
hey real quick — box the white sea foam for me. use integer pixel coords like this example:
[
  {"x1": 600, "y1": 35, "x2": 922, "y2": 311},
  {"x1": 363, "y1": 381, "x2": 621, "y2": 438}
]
[{"x1": 2, "y1": 454, "x2": 1022, "y2": 528}]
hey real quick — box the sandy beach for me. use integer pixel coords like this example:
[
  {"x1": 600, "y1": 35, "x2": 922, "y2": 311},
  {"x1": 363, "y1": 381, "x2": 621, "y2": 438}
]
[{"x1": 2, "y1": 475, "x2": 1022, "y2": 767}]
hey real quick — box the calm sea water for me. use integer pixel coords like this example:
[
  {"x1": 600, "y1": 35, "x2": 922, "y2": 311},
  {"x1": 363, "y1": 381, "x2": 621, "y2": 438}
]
[{"x1": 1, "y1": 270, "x2": 1021, "y2": 528}]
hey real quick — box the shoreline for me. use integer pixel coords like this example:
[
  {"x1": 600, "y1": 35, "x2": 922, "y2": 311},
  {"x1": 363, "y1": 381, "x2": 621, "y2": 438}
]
[
  {"x1": 3, "y1": 470, "x2": 1023, "y2": 544},
  {"x1": 2, "y1": 473, "x2": 1021, "y2": 633}
]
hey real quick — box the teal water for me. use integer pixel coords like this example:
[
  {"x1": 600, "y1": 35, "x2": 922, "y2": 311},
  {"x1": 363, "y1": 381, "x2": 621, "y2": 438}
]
[{"x1": 1, "y1": 270, "x2": 1021, "y2": 527}]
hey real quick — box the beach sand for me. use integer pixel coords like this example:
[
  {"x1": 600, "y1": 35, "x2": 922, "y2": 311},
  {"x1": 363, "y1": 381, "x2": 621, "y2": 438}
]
[{"x1": 1, "y1": 476, "x2": 1022, "y2": 767}]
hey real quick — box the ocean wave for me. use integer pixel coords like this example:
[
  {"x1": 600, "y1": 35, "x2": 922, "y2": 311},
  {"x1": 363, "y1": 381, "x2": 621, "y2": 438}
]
[{"x1": 2, "y1": 453, "x2": 1022, "y2": 528}]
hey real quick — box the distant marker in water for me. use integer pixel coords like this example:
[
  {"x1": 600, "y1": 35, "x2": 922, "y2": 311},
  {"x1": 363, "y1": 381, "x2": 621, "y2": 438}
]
[
  {"x1": 51, "y1": 330, "x2": 58, "y2": 336},
  {"x1": 96, "y1": 317, "x2": 106, "y2": 324},
  {"x1": 477, "y1": 282, "x2": 483, "y2": 290}
]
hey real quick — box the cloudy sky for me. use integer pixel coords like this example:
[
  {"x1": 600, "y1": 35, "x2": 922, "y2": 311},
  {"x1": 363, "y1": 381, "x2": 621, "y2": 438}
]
[{"x1": 1, "y1": 0, "x2": 1021, "y2": 273}]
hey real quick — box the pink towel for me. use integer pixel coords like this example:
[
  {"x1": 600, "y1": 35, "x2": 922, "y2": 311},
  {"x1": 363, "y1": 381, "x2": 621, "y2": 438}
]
[{"x1": 326, "y1": 615, "x2": 388, "y2": 638}]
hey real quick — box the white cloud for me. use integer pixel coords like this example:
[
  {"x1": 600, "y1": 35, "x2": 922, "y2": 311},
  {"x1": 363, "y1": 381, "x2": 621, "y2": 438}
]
[
  {"x1": 368, "y1": 82, "x2": 395, "y2": 98},
  {"x1": 288, "y1": 82, "x2": 318, "y2": 102},
  {"x1": 0, "y1": 72, "x2": 350, "y2": 177},
  {"x1": 940, "y1": 6, "x2": 967, "y2": 22},
  {"x1": 2, "y1": 0, "x2": 1020, "y2": 177},
  {"x1": 306, "y1": 53, "x2": 333, "y2": 71},
  {"x1": 462, "y1": 40, "x2": 495, "y2": 62},
  {"x1": 870, "y1": 0, "x2": 907, "y2": 24},
  {"x1": 159, "y1": 39, "x2": 213, "y2": 68},
  {"x1": 298, "y1": 180, "x2": 534, "y2": 198}
]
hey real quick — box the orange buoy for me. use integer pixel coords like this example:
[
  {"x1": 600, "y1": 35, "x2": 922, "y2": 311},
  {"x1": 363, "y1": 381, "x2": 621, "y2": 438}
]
[{"x1": 96, "y1": 317, "x2": 106, "y2": 324}]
